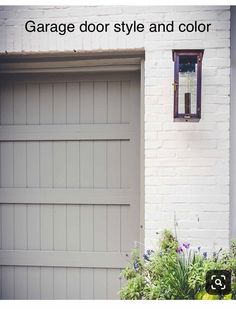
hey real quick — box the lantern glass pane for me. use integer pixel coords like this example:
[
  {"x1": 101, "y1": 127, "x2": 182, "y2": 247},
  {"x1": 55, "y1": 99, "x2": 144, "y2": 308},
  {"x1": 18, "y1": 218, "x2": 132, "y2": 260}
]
[{"x1": 178, "y1": 55, "x2": 198, "y2": 115}]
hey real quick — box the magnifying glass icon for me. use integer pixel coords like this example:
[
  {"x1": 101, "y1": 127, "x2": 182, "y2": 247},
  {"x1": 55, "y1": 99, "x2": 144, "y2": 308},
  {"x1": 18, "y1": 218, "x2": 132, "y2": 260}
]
[{"x1": 214, "y1": 278, "x2": 223, "y2": 287}]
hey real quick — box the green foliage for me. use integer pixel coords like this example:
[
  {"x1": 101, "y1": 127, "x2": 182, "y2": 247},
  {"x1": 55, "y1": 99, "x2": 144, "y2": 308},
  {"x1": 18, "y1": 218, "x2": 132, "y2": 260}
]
[{"x1": 119, "y1": 230, "x2": 236, "y2": 300}]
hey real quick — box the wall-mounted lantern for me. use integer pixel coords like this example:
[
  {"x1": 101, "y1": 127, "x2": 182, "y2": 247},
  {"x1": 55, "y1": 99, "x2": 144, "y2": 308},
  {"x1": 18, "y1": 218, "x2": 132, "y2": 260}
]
[{"x1": 172, "y1": 49, "x2": 204, "y2": 122}]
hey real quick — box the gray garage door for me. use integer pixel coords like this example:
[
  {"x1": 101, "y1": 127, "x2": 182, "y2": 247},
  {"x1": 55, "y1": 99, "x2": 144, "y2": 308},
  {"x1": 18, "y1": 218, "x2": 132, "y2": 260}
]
[{"x1": 0, "y1": 70, "x2": 140, "y2": 299}]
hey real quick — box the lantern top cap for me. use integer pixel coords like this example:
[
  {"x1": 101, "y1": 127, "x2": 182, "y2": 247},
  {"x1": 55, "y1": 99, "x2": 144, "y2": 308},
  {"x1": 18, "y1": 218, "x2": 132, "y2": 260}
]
[{"x1": 172, "y1": 49, "x2": 204, "y2": 61}]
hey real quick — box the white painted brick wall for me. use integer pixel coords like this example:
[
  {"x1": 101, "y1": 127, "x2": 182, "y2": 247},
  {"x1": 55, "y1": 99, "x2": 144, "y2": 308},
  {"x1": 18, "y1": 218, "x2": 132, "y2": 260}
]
[{"x1": 0, "y1": 5, "x2": 230, "y2": 254}]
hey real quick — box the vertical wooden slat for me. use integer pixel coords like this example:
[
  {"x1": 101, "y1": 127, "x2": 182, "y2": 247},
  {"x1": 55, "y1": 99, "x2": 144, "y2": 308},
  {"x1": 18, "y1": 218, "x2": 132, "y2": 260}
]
[
  {"x1": 40, "y1": 205, "x2": 53, "y2": 250},
  {"x1": 0, "y1": 83, "x2": 13, "y2": 125},
  {"x1": 40, "y1": 204, "x2": 53, "y2": 299},
  {"x1": 108, "y1": 81, "x2": 121, "y2": 123},
  {"x1": 14, "y1": 267, "x2": 27, "y2": 299},
  {"x1": 80, "y1": 82, "x2": 93, "y2": 124},
  {"x1": 54, "y1": 205, "x2": 67, "y2": 251},
  {"x1": 67, "y1": 268, "x2": 80, "y2": 299},
  {"x1": 13, "y1": 142, "x2": 26, "y2": 187},
  {"x1": 13, "y1": 83, "x2": 26, "y2": 125},
  {"x1": 28, "y1": 267, "x2": 40, "y2": 299},
  {"x1": 53, "y1": 142, "x2": 66, "y2": 188},
  {"x1": 66, "y1": 142, "x2": 79, "y2": 188},
  {"x1": 53, "y1": 83, "x2": 66, "y2": 124},
  {"x1": 1, "y1": 267, "x2": 14, "y2": 299},
  {"x1": 27, "y1": 142, "x2": 40, "y2": 188},
  {"x1": 39, "y1": 100, "x2": 54, "y2": 300},
  {"x1": 39, "y1": 83, "x2": 53, "y2": 124},
  {"x1": 28, "y1": 205, "x2": 40, "y2": 250},
  {"x1": 79, "y1": 141, "x2": 93, "y2": 188},
  {"x1": 107, "y1": 269, "x2": 121, "y2": 300},
  {"x1": 26, "y1": 83, "x2": 39, "y2": 124},
  {"x1": 54, "y1": 267, "x2": 67, "y2": 299},
  {"x1": 94, "y1": 141, "x2": 106, "y2": 188},
  {"x1": 107, "y1": 141, "x2": 120, "y2": 188},
  {"x1": 0, "y1": 142, "x2": 13, "y2": 188},
  {"x1": 14, "y1": 205, "x2": 27, "y2": 249},
  {"x1": 121, "y1": 79, "x2": 140, "y2": 253},
  {"x1": 41, "y1": 267, "x2": 53, "y2": 299},
  {"x1": 121, "y1": 141, "x2": 133, "y2": 252},
  {"x1": 66, "y1": 82, "x2": 79, "y2": 124},
  {"x1": 107, "y1": 81, "x2": 121, "y2": 257},
  {"x1": 121, "y1": 81, "x2": 130, "y2": 124},
  {"x1": 40, "y1": 142, "x2": 53, "y2": 188},
  {"x1": 1, "y1": 205, "x2": 14, "y2": 249},
  {"x1": 94, "y1": 81, "x2": 107, "y2": 124},
  {"x1": 67, "y1": 205, "x2": 80, "y2": 251},
  {"x1": 94, "y1": 268, "x2": 107, "y2": 299},
  {"x1": 80, "y1": 269, "x2": 93, "y2": 299},
  {"x1": 80, "y1": 206, "x2": 94, "y2": 251},
  {"x1": 94, "y1": 206, "x2": 106, "y2": 252}
]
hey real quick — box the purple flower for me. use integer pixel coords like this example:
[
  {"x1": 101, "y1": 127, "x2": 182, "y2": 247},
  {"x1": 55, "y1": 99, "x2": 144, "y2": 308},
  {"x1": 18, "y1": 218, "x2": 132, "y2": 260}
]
[
  {"x1": 133, "y1": 260, "x2": 139, "y2": 271},
  {"x1": 197, "y1": 246, "x2": 201, "y2": 252},
  {"x1": 183, "y1": 242, "x2": 190, "y2": 249},
  {"x1": 203, "y1": 252, "x2": 207, "y2": 258},
  {"x1": 147, "y1": 249, "x2": 154, "y2": 256},
  {"x1": 177, "y1": 246, "x2": 183, "y2": 253},
  {"x1": 143, "y1": 254, "x2": 150, "y2": 262}
]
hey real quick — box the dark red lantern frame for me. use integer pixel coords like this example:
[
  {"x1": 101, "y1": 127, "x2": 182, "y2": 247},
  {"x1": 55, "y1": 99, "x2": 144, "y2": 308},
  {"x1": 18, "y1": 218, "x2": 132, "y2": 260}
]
[{"x1": 172, "y1": 49, "x2": 204, "y2": 122}]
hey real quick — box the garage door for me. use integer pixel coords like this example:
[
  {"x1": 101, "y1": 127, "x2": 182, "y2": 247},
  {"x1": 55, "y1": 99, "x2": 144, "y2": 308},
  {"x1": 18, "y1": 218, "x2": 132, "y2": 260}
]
[{"x1": 0, "y1": 69, "x2": 140, "y2": 299}]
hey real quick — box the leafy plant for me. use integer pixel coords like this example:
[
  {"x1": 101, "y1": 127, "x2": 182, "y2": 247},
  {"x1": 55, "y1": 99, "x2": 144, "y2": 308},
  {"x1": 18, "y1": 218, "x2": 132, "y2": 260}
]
[{"x1": 119, "y1": 230, "x2": 236, "y2": 300}]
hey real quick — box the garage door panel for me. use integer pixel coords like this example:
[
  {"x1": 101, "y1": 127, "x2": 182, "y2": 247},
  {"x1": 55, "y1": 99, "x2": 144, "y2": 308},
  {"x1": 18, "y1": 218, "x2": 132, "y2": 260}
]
[{"x1": 0, "y1": 71, "x2": 140, "y2": 299}]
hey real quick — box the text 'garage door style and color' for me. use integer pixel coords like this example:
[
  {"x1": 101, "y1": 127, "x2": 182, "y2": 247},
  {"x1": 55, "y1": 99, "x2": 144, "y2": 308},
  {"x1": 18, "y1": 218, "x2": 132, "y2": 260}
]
[{"x1": 0, "y1": 65, "x2": 141, "y2": 299}]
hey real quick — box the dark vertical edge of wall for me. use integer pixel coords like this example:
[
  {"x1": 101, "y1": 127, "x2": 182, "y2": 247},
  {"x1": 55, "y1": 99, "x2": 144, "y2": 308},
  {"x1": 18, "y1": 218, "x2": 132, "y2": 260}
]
[{"x1": 230, "y1": 6, "x2": 236, "y2": 239}]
